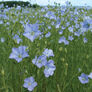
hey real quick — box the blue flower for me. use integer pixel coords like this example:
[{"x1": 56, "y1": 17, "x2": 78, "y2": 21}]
[
  {"x1": 56, "y1": 18, "x2": 61, "y2": 28},
  {"x1": 74, "y1": 31, "x2": 80, "y2": 37},
  {"x1": 80, "y1": 16, "x2": 92, "y2": 33},
  {"x1": 83, "y1": 20, "x2": 90, "y2": 28},
  {"x1": 13, "y1": 34, "x2": 22, "y2": 44},
  {"x1": 48, "y1": 26, "x2": 51, "y2": 29},
  {"x1": 45, "y1": 32, "x2": 51, "y2": 38},
  {"x1": 88, "y1": 72, "x2": 92, "y2": 79},
  {"x1": 41, "y1": 8, "x2": 45, "y2": 12},
  {"x1": 51, "y1": 21, "x2": 55, "y2": 26},
  {"x1": 64, "y1": 40, "x2": 69, "y2": 45},
  {"x1": 66, "y1": 22, "x2": 70, "y2": 27},
  {"x1": 58, "y1": 30, "x2": 63, "y2": 35},
  {"x1": 0, "y1": 4, "x2": 4, "y2": 8},
  {"x1": 78, "y1": 73, "x2": 89, "y2": 84},
  {"x1": 23, "y1": 23, "x2": 42, "y2": 42},
  {"x1": 0, "y1": 20, "x2": 3, "y2": 24},
  {"x1": 23, "y1": 77, "x2": 37, "y2": 91},
  {"x1": 68, "y1": 36, "x2": 74, "y2": 41},
  {"x1": 58, "y1": 36, "x2": 69, "y2": 45},
  {"x1": 9, "y1": 46, "x2": 29, "y2": 62},
  {"x1": 0, "y1": 37, "x2": 5, "y2": 43},
  {"x1": 44, "y1": 60, "x2": 56, "y2": 77},
  {"x1": 16, "y1": 6, "x2": 21, "y2": 10},
  {"x1": 75, "y1": 23, "x2": 79, "y2": 28},
  {"x1": 32, "y1": 55, "x2": 47, "y2": 68},
  {"x1": 65, "y1": 1, "x2": 71, "y2": 6},
  {"x1": 58, "y1": 36, "x2": 66, "y2": 43},
  {"x1": 68, "y1": 27, "x2": 74, "y2": 33},
  {"x1": 78, "y1": 68, "x2": 82, "y2": 72},
  {"x1": 44, "y1": 11, "x2": 56, "y2": 20},
  {"x1": 83, "y1": 37, "x2": 88, "y2": 43},
  {"x1": 43, "y1": 48, "x2": 54, "y2": 57}
]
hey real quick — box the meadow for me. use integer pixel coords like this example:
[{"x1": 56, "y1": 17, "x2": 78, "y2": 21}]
[{"x1": 0, "y1": 3, "x2": 92, "y2": 92}]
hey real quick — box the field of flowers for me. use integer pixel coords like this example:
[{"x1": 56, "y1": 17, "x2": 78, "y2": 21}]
[{"x1": 0, "y1": 3, "x2": 92, "y2": 92}]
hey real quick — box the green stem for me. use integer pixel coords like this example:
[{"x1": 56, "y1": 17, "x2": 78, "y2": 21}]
[{"x1": 57, "y1": 84, "x2": 61, "y2": 92}]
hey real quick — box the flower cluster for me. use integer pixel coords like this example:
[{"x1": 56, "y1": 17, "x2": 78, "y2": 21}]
[
  {"x1": 6, "y1": 2, "x2": 92, "y2": 92},
  {"x1": 32, "y1": 48, "x2": 56, "y2": 78},
  {"x1": 58, "y1": 36, "x2": 69, "y2": 45},
  {"x1": 32, "y1": 55, "x2": 47, "y2": 68}
]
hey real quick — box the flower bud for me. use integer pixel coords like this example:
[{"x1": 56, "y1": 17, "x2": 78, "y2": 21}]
[{"x1": 1, "y1": 69, "x2": 4, "y2": 75}]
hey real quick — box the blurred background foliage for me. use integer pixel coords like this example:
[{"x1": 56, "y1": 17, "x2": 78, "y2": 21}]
[{"x1": 0, "y1": 1, "x2": 40, "y2": 8}]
